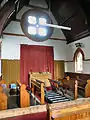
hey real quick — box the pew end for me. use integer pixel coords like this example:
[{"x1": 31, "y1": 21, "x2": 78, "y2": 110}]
[
  {"x1": 16, "y1": 80, "x2": 30, "y2": 108},
  {"x1": 0, "y1": 86, "x2": 7, "y2": 110},
  {"x1": 85, "y1": 79, "x2": 90, "y2": 98}
]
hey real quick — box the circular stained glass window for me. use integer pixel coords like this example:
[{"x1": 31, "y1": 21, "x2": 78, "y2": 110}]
[{"x1": 20, "y1": 9, "x2": 53, "y2": 42}]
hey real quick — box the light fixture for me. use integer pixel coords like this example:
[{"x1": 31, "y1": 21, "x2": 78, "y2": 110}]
[{"x1": 75, "y1": 43, "x2": 84, "y2": 48}]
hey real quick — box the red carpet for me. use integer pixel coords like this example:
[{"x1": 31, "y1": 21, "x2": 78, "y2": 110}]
[
  {"x1": 7, "y1": 112, "x2": 47, "y2": 120},
  {"x1": 35, "y1": 91, "x2": 48, "y2": 104}
]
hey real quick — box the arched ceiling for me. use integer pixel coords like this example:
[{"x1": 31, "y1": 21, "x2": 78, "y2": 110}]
[{"x1": 0, "y1": 0, "x2": 90, "y2": 43}]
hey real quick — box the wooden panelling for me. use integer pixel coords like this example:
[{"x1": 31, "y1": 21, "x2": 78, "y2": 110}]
[
  {"x1": 54, "y1": 61, "x2": 65, "y2": 80},
  {"x1": 65, "y1": 72, "x2": 90, "y2": 83},
  {"x1": 1, "y1": 60, "x2": 20, "y2": 85},
  {"x1": 1, "y1": 60, "x2": 64, "y2": 84}
]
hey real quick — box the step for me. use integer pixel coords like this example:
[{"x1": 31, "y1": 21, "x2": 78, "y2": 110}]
[
  {"x1": 47, "y1": 95, "x2": 65, "y2": 99},
  {"x1": 47, "y1": 92, "x2": 60, "y2": 95},
  {"x1": 52, "y1": 99, "x2": 70, "y2": 103},
  {"x1": 48, "y1": 96, "x2": 66, "y2": 100}
]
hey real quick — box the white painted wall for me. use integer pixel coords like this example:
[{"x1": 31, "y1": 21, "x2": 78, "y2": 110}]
[
  {"x1": 65, "y1": 36, "x2": 90, "y2": 74},
  {"x1": 1, "y1": 35, "x2": 66, "y2": 60},
  {"x1": 4, "y1": 21, "x2": 65, "y2": 39}
]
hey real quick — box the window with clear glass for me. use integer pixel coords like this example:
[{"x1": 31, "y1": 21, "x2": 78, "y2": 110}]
[
  {"x1": 21, "y1": 9, "x2": 53, "y2": 42},
  {"x1": 27, "y1": 16, "x2": 47, "y2": 36},
  {"x1": 75, "y1": 52, "x2": 83, "y2": 72}
]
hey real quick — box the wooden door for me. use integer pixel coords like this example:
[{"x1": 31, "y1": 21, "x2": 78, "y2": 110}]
[{"x1": 54, "y1": 60, "x2": 65, "y2": 80}]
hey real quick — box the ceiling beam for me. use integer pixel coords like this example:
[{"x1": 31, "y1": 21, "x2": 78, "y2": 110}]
[
  {"x1": 2, "y1": 32, "x2": 66, "y2": 41},
  {"x1": 26, "y1": 4, "x2": 48, "y2": 10},
  {"x1": 60, "y1": 10, "x2": 78, "y2": 25},
  {"x1": 0, "y1": 1, "x2": 16, "y2": 36}
]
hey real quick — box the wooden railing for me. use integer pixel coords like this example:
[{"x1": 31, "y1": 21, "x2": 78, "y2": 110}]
[
  {"x1": 31, "y1": 79, "x2": 44, "y2": 105},
  {"x1": 17, "y1": 80, "x2": 30, "y2": 108}
]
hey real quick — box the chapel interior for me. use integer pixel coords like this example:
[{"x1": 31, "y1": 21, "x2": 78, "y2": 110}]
[{"x1": 1, "y1": 0, "x2": 90, "y2": 120}]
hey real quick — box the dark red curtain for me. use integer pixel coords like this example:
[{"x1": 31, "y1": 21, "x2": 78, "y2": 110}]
[{"x1": 20, "y1": 45, "x2": 54, "y2": 84}]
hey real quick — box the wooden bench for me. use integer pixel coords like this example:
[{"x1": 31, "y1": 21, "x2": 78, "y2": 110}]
[{"x1": 17, "y1": 80, "x2": 30, "y2": 108}]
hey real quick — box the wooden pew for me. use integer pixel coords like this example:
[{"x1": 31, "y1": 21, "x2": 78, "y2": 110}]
[
  {"x1": 61, "y1": 77, "x2": 90, "y2": 98},
  {"x1": 17, "y1": 80, "x2": 30, "y2": 108},
  {"x1": 29, "y1": 72, "x2": 52, "y2": 88},
  {"x1": 1, "y1": 97, "x2": 90, "y2": 120},
  {"x1": 72, "y1": 78, "x2": 90, "y2": 98},
  {"x1": 48, "y1": 98, "x2": 90, "y2": 120},
  {"x1": 31, "y1": 79, "x2": 44, "y2": 105},
  {"x1": 0, "y1": 86, "x2": 7, "y2": 110},
  {"x1": 60, "y1": 77, "x2": 90, "y2": 99},
  {"x1": 49, "y1": 78, "x2": 78, "y2": 100}
]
